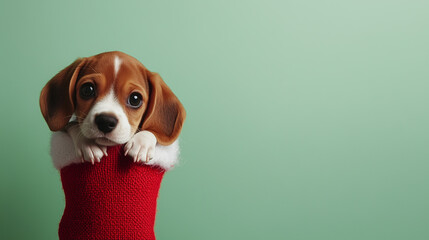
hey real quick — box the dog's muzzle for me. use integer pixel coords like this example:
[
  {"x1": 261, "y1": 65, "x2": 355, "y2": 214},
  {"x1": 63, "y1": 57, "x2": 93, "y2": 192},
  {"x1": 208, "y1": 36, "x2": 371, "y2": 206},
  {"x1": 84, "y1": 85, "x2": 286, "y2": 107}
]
[{"x1": 95, "y1": 114, "x2": 118, "y2": 133}]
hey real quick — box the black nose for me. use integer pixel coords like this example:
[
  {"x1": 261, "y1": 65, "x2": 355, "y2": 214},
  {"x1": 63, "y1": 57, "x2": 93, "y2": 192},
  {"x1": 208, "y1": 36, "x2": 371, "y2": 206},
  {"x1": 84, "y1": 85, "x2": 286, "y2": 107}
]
[{"x1": 95, "y1": 114, "x2": 118, "y2": 133}]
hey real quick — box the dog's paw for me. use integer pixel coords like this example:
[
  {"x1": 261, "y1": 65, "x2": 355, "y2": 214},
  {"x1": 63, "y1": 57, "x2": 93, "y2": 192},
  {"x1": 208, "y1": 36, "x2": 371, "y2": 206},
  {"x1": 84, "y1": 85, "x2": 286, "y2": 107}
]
[
  {"x1": 67, "y1": 124, "x2": 108, "y2": 164},
  {"x1": 75, "y1": 140, "x2": 108, "y2": 164},
  {"x1": 124, "y1": 131, "x2": 157, "y2": 163}
]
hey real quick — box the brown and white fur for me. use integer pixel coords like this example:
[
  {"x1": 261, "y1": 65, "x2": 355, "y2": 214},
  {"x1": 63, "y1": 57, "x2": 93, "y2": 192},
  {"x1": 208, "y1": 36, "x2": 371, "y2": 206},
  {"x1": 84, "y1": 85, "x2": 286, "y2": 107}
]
[{"x1": 40, "y1": 51, "x2": 186, "y2": 170}]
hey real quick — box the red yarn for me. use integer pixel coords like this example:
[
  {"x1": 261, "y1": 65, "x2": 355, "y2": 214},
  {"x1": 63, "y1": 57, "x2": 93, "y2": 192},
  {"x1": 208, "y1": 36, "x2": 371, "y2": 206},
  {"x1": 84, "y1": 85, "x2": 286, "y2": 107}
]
[{"x1": 59, "y1": 145, "x2": 165, "y2": 240}]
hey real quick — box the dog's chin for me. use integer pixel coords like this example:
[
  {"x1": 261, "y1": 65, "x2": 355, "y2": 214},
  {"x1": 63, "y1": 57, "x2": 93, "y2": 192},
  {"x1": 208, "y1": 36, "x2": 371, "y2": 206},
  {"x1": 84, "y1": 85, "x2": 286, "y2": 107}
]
[{"x1": 95, "y1": 137, "x2": 121, "y2": 146}]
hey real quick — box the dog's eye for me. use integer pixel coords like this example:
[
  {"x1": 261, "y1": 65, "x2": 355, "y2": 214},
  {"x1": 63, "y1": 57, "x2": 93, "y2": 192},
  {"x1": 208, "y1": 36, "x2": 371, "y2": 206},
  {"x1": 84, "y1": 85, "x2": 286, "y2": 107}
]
[
  {"x1": 80, "y1": 83, "x2": 96, "y2": 100},
  {"x1": 127, "y1": 92, "x2": 143, "y2": 108}
]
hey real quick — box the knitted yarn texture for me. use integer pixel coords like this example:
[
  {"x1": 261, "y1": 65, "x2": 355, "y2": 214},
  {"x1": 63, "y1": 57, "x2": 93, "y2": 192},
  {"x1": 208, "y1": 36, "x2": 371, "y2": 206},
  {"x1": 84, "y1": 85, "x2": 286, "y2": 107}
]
[{"x1": 59, "y1": 145, "x2": 165, "y2": 240}]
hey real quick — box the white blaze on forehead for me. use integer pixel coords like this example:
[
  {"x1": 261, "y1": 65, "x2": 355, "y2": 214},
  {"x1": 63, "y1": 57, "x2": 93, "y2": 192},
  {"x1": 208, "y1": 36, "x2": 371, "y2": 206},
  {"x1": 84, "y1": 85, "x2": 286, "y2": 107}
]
[{"x1": 114, "y1": 55, "x2": 122, "y2": 79}]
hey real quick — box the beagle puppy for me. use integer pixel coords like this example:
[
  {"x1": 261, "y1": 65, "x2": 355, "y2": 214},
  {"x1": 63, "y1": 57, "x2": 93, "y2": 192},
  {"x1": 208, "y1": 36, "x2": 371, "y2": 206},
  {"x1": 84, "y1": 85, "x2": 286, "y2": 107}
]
[{"x1": 40, "y1": 51, "x2": 185, "y2": 170}]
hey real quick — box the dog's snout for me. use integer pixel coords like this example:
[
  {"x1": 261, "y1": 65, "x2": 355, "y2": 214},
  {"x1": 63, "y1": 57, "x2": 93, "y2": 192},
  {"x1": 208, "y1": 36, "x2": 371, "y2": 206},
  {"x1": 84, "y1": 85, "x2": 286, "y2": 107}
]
[{"x1": 95, "y1": 114, "x2": 118, "y2": 133}]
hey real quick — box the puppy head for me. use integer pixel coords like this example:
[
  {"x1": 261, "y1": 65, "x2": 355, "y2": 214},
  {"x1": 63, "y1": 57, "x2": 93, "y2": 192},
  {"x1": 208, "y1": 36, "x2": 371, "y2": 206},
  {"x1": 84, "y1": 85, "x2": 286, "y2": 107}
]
[{"x1": 40, "y1": 51, "x2": 185, "y2": 146}]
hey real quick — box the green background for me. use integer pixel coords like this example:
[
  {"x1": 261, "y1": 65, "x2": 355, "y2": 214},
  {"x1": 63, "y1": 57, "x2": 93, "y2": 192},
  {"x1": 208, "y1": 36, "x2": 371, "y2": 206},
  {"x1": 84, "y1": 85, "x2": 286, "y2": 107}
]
[{"x1": 1, "y1": 0, "x2": 429, "y2": 239}]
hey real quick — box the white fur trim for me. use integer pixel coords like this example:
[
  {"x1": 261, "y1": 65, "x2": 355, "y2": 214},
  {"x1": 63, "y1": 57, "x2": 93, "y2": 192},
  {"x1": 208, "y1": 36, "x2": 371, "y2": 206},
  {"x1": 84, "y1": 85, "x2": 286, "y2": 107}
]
[
  {"x1": 50, "y1": 131, "x2": 82, "y2": 170},
  {"x1": 145, "y1": 140, "x2": 180, "y2": 171},
  {"x1": 50, "y1": 131, "x2": 180, "y2": 171}
]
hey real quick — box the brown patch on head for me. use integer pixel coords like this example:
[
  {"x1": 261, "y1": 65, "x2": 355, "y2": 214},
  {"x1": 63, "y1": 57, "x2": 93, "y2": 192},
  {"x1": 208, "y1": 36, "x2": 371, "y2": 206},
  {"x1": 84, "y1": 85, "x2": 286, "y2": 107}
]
[
  {"x1": 73, "y1": 53, "x2": 117, "y2": 122},
  {"x1": 113, "y1": 56, "x2": 150, "y2": 133}
]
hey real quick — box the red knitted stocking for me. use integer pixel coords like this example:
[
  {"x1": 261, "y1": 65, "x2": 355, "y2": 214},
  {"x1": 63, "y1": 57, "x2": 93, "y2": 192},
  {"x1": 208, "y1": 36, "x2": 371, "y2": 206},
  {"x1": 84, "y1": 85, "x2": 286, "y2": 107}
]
[{"x1": 58, "y1": 145, "x2": 164, "y2": 240}]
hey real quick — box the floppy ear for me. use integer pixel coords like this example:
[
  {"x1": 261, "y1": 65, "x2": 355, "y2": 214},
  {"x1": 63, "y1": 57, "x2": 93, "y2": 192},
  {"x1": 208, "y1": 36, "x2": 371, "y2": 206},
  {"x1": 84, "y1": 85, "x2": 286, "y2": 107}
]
[
  {"x1": 40, "y1": 58, "x2": 86, "y2": 131},
  {"x1": 140, "y1": 71, "x2": 186, "y2": 145}
]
